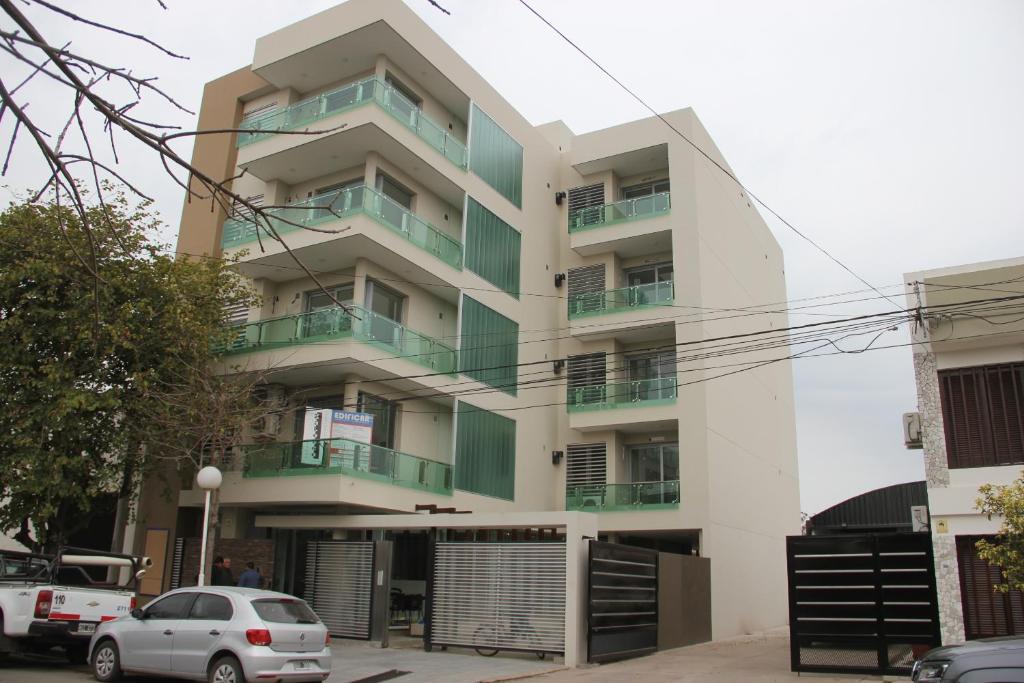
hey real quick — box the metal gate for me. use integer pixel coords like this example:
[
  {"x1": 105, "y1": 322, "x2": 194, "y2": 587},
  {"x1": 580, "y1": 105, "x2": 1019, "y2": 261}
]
[
  {"x1": 305, "y1": 540, "x2": 374, "y2": 639},
  {"x1": 588, "y1": 541, "x2": 658, "y2": 663},
  {"x1": 429, "y1": 542, "x2": 566, "y2": 655},
  {"x1": 787, "y1": 533, "x2": 941, "y2": 676}
]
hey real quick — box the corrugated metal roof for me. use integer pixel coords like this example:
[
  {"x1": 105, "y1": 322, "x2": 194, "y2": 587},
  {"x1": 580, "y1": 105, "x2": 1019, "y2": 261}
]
[{"x1": 808, "y1": 481, "x2": 928, "y2": 534}]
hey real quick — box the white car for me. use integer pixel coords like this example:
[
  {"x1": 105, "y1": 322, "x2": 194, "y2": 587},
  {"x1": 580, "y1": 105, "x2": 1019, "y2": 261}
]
[{"x1": 88, "y1": 586, "x2": 331, "y2": 683}]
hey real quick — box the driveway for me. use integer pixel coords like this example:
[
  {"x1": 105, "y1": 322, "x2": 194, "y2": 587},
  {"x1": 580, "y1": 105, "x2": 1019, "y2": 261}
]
[{"x1": 533, "y1": 628, "x2": 896, "y2": 682}]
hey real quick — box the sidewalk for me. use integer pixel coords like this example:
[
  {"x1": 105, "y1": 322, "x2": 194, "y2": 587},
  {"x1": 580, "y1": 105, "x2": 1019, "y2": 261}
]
[{"x1": 529, "y1": 628, "x2": 897, "y2": 682}]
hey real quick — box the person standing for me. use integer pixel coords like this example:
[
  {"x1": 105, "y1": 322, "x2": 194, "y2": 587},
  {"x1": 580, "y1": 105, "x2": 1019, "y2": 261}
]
[
  {"x1": 237, "y1": 562, "x2": 262, "y2": 588},
  {"x1": 210, "y1": 556, "x2": 234, "y2": 586}
]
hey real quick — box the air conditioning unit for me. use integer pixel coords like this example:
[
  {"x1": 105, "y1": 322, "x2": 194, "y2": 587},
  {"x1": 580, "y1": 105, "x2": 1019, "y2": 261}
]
[
  {"x1": 903, "y1": 412, "x2": 923, "y2": 450},
  {"x1": 261, "y1": 384, "x2": 287, "y2": 410},
  {"x1": 252, "y1": 413, "x2": 281, "y2": 441}
]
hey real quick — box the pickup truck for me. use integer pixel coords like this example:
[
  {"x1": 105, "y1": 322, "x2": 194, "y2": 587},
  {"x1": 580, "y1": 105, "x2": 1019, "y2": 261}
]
[{"x1": 0, "y1": 546, "x2": 149, "y2": 664}]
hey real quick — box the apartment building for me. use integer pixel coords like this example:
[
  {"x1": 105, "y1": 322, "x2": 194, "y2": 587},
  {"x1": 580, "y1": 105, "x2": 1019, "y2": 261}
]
[
  {"x1": 906, "y1": 256, "x2": 1024, "y2": 644},
  {"x1": 143, "y1": 0, "x2": 799, "y2": 655}
]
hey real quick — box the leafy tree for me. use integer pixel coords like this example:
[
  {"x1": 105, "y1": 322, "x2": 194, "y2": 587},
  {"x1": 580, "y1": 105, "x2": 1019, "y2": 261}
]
[
  {"x1": 976, "y1": 473, "x2": 1024, "y2": 592},
  {"x1": 0, "y1": 191, "x2": 254, "y2": 551}
]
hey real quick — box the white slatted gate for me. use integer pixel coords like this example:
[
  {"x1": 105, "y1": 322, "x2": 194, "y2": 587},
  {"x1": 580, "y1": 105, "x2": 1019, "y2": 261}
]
[
  {"x1": 305, "y1": 541, "x2": 374, "y2": 639},
  {"x1": 431, "y1": 542, "x2": 566, "y2": 654}
]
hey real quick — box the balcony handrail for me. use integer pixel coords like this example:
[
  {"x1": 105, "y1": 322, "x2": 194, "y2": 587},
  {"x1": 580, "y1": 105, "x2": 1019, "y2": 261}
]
[
  {"x1": 235, "y1": 75, "x2": 469, "y2": 169},
  {"x1": 240, "y1": 436, "x2": 453, "y2": 495},
  {"x1": 215, "y1": 304, "x2": 458, "y2": 375},
  {"x1": 565, "y1": 480, "x2": 680, "y2": 510},
  {"x1": 221, "y1": 184, "x2": 463, "y2": 270},
  {"x1": 569, "y1": 279, "x2": 674, "y2": 318},
  {"x1": 568, "y1": 191, "x2": 671, "y2": 233},
  {"x1": 568, "y1": 376, "x2": 677, "y2": 411}
]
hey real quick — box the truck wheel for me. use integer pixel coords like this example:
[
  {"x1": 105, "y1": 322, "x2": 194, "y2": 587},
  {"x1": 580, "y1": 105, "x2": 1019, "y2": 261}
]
[
  {"x1": 67, "y1": 642, "x2": 89, "y2": 665},
  {"x1": 91, "y1": 639, "x2": 122, "y2": 681}
]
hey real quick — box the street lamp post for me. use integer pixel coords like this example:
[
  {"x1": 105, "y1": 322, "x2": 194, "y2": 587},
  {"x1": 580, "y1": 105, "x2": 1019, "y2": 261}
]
[{"x1": 195, "y1": 466, "x2": 223, "y2": 587}]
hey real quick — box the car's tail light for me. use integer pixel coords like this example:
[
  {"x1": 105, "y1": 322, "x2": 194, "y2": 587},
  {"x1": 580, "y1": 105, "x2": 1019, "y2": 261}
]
[
  {"x1": 129, "y1": 596, "x2": 137, "y2": 611},
  {"x1": 34, "y1": 590, "x2": 53, "y2": 618},
  {"x1": 325, "y1": 632, "x2": 331, "y2": 646},
  {"x1": 246, "y1": 628, "x2": 273, "y2": 646}
]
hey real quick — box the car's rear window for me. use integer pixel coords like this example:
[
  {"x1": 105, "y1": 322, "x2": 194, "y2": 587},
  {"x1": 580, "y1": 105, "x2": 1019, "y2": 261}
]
[{"x1": 251, "y1": 598, "x2": 319, "y2": 624}]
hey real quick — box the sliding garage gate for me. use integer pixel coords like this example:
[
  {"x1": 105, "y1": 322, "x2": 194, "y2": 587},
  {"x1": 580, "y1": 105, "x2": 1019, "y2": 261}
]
[
  {"x1": 588, "y1": 541, "x2": 659, "y2": 663},
  {"x1": 305, "y1": 540, "x2": 374, "y2": 639},
  {"x1": 430, "y1": 542, "x2": 566, "y2": 656},
  {"x1": 787, "y1": 533, "x2": 940, "y2": 676}
]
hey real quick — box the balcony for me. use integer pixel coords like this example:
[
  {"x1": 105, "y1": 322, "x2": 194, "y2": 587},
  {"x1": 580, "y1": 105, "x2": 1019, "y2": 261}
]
[
  {"x1": 237, "y1": 76, "x2": 468, "y2": 169},
  {"x1": 241, "y1": 437, "x2": 453, "y2": 496},
  {"x1": 568, "y1": 377, "x2": 677, "y2": 413},
  {"x1": 569, "y1": 281, "x2": 674, "y2": 319},
  {"x1": 565, "y1": 481, "x2": 680, "y2": 511},
  {"x1": 222, "y1": 184, "x2": 463, "y2": 270},
  {"x1": 569, "y1": 192, "x2": 671, "y2": 233},
  {"x1": 218, "y1": 305, "x2": 458, "y2": 376}
]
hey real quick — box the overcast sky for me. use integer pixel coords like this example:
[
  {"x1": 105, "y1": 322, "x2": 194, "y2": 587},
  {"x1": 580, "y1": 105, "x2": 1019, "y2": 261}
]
[{"x1": 3, "y1": 0, "x2": 1023, "y2": 515}]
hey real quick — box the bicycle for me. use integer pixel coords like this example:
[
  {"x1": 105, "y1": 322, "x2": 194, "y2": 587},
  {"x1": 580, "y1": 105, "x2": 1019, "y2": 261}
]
[{"x1": 473, "y1": 615, "x2": 547, "y2": 659}]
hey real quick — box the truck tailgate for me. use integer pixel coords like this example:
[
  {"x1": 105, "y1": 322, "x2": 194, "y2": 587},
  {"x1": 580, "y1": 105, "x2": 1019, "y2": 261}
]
[{"x1": 48, "y1": 586, "x2": 133, "y2": 625}]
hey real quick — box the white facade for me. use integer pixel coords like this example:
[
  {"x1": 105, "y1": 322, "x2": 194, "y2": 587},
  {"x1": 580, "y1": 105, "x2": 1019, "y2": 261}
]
[
  {"x1": 906, "y1": 256, "x2": 1024, "y2": 643},
  {"x1": 171, "y1": 0, "x2": 800, "y2": 643}
]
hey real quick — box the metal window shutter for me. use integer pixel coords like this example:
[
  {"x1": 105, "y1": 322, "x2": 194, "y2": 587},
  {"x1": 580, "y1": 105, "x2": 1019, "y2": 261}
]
[
  {"x1": 455, "y1": 401, "x2": 516, "y2": 500},
  {"x1": 230, "y1": 193, "x2": 265, "y2": 220},
  {"x1": 242, "y1": 102, "x2": 278, "y2": 122},
  {"x1": 431, "y1": 542, "x2": 566, "y2": 653},
  {"x1": 305, "y1": 541, "x2": 374, "y2": 639},
  {"x1": 956, "y1": 535, "x2": 1024, "y2": 639},
  {"x1": 567, "y1": 264, "x2": 606, "y2": 299},
  {"x1": 567, "y1": 183, "x2": 604, "y2": 214},
  {"x1": 940, "y1": 363, "x2": 1024, "y2": 468},
  {"x1": 566, "y1": 443, "x2": 607, "y2": 487}
]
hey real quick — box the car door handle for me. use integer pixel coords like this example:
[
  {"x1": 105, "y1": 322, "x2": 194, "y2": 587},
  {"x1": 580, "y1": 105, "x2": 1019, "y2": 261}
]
[
  {"x1": 209, "y1": 630, "x2": 221, "y2": 636},
  {"x1": 163, "y1": 629, "x2": 173, "y2": 636}
]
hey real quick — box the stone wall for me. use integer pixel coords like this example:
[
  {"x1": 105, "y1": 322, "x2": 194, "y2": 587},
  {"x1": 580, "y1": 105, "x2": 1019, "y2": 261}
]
[{"x1": 178, "y1": 537, "x2": 275, "y2": 589}]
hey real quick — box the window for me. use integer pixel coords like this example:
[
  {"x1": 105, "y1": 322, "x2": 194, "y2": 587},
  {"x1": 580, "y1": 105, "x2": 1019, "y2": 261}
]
[
  {"x1": 189, "y1": 594, "x2": 233, "y2": 621},
  {"x1": 384, "y1": 73, "x2": 422, "y2": 126},
  {"x1": 459, "y1": 296, "x2": 518, "y2": 395},
  {"x1": 455, "y1": 401, "x2": 515, "y2": 500},
  {"x1": 625, "y1": 262, "x2": 674, "y2": 287},
  {"x1": 628, "y1": 443, "x2": 679, "y2": 483},
  {"x1": 251, "y1": 598, "x2": 319, "y2": 624},
  {"x1": 469, "y1": 105, "x2": 523, "y2": 208},
  {"x1": 567, "y1": 353, "x2": 607, "y2": 404},
  {"x1": 939, "y1": 363, "x2": 1024, "y2": 469},
  {"x1": 376, "y1": 173, "x2": 413, "y2": 210},
  {"x1": 302, "y1": 285, "x2": 354, "y2": 340},
  {"x1": 464, "y1": 197, "x2": 521, "y2": 297},
  {"x1": 363, "y1": 281, "x2": 405, "y2": 348},
  {"x1": 626, "y1": 351, "x2": 677, "y2": 400},
  {"x1": 566, "y1": 443, "x2": 607, "y2": 488},
  {"x1": 357, "y1": 391, "x2": 398, "y2": 450},
  {"x1": 145, "y1": 592, "x2": 196, "y2": 619},
  {"x1": 306, "y1": 284, "x2": 354, "y2": 313},
  {"x1": 622, "y1": 179, "x2": 670, "y2": 199}
]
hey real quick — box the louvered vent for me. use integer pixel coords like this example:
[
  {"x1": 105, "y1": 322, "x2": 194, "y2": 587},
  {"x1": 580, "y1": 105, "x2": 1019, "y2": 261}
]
[
  {"x1": 567, "y1": 265, "x2": 606, "y2": 299},
  {"x1": 567, "y1": 353, "x2": 607, "y2": 402},
  {"x1": 566, "y1": 443, "x2": 607, "y2": 488},
  {"x1": 568, "y1": 183, "x2": 605, "y2": 213}
]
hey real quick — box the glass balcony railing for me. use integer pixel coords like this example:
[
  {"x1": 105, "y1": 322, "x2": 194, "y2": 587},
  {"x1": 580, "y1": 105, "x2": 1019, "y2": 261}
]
[
  {"x1": 221, "y1": 184, "x2": 463, "y2": 270},
  {"x1": 215, "y1": 304, "x2": 458, "y2": 375},
  {"x1": 235, "y1": 76, "x2": 469, "y2": 168},
  {"x1": 569, "y1": 280, "x2": 674, "y2": 319},
  {"x1": 565, "y1": 481, "x2": 680, "y2": 511},
  {"x1": 241, "y1": 437, "x2": 453, "y2": 496},
  {"x1": 568, "y1": 192, "x2": 671, "y2": 233},
  {"x1": 567, "y1": 377, "x2": 677, "y2": 412}
]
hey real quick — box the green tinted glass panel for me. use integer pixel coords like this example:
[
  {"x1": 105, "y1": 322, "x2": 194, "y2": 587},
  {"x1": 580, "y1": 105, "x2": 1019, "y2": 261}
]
[
  {"x1": 454, "y1": 401, "x2": 515, "y2": 500},
  {"x1": 464, "y1": 197, "x2": 521, "y2": 297},
  {"x1": 469, "y1": 105, "x2": 523, "y2": 208},
  {"x1": 459, "y1": 296, "x2": 518, "y2": 395}
]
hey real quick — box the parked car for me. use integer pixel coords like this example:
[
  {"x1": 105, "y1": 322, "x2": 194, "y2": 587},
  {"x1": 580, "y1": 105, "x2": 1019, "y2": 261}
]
[
  {"x1": 0, "y1": 546, "x2": 147, "y2": 664},
  {"x1": 911, "y1": 636, "x2": 1024, "y2": 682},
  {"x1": 88, "y1": 586, "x2": 331, "y2": 683}
]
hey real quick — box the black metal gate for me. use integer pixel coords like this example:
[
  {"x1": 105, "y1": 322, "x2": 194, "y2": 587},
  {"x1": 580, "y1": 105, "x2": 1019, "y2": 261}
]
[
  {"x1": 588, "y1": 541, "x2": 658, "y2": 663},
  {"x1": 787, "y1": 533, "x2": 941, "y2": 676}
]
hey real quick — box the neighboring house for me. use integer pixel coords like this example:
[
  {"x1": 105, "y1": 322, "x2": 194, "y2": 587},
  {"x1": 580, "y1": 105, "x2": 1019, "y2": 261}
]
[
  {"x1": 906, "y1": 256, "x2": 1024, "y2": 644},
  {"x1": 806, "y1": 481, "x2": 929, "y2": 535},
  {"x1": 144, "y1": 0, "x2": 799, "y2": 651}
]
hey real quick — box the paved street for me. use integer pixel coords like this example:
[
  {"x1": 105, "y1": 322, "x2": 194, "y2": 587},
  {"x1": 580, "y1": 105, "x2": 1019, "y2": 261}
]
[{"x1": 0, "y1": 628, "x2": 906, "y2": 683}]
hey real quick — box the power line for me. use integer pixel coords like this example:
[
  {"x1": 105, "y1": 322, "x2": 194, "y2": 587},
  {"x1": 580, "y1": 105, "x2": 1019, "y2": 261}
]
[{"x1": 516, "y1": 0, "x2": 902, "y2": 311}]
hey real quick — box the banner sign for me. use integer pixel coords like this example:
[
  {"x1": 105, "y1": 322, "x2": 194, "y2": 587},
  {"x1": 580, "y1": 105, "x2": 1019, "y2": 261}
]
[{"x1": 300, "y1": 408, "x2": 374, "y2": 466}]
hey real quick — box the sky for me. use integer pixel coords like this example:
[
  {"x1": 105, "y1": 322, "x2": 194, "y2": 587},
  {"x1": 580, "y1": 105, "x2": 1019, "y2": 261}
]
[{"x1": 2, "y1": 0, "x2": 1023, "y2": 516}]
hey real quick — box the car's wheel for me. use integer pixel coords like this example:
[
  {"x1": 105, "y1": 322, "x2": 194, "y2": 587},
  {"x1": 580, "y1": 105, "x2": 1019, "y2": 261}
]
[
  {"x1": 67, "y1": 642, "x2": 89, "y2": 665},
  {"x1": 209, "y1": 655, "x2": 244, "y2": 683},
  {"x1": 91, "y1": 639, "x2": 122, "y2": 682}
]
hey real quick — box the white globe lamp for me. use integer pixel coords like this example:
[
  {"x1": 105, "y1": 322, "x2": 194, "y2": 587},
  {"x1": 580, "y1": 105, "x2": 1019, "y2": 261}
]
[{"x1": 196, "y1": 466, "x2": 223, "y2": 586}]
